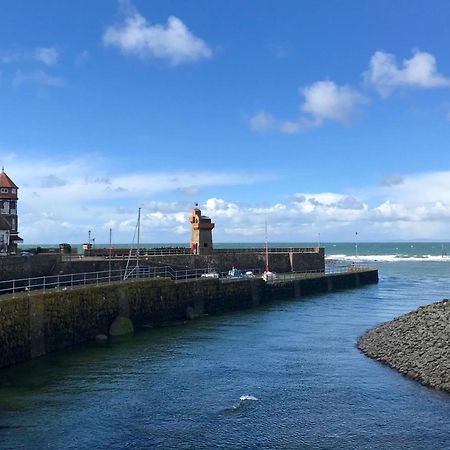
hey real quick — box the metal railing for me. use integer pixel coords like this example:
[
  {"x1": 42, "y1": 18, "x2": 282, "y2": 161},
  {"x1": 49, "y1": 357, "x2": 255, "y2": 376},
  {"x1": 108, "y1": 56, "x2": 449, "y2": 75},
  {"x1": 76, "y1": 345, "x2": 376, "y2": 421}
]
[
  {"x1": 0, "y1": 266, "x2": 263, "y2": 298},
  {"x1": 0, "y1": 262, "x2": 370, "y2": 298},
  {"x1": 214, "y1": 247, "x2": 320, "y2": 254},
  {"x1": 85, "y1": 247, "x2": 192, "y2": 258},
  {"x1": 82, "y1": 246, "x2": 320, "y2": 259}
]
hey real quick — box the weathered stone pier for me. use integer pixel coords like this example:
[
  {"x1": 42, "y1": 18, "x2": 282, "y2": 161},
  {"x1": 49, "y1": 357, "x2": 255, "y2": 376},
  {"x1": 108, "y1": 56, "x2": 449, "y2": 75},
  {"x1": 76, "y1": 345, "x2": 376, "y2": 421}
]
[{"x1": 0, "y1": 268, "x2": 378, "y2": 369}]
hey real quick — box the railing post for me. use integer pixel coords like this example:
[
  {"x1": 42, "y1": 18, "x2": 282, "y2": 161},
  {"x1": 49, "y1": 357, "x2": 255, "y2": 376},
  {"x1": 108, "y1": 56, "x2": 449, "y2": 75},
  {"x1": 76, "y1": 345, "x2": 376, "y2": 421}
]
[
  {"x1": 96, "y1": 272, "x2": 99, "y2": 286},
  {"x1": 12, "y1": 279, "x2": 15, "y2": 298},
  {"x1": 43, "y1": 276, "x2": 46, "y2": 293},
  {"x1": 57, "y1": 274, "x2": 60, "y2": 290},
  {"x1": 28, "y1": 277, "x2": 31, "y2": 295},
  {"x1": 84, "y1": 273, "x2": 86, "y2": 286},
  {"x1": 71, "y1": 274, "x2": 73, "y2": 289}
]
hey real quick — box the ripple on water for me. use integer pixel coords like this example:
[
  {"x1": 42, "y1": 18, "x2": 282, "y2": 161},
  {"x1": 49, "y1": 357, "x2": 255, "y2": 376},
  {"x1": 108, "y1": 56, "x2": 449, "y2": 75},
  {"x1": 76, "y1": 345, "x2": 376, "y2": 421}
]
[{"x1": 0, "y1": 260, "x2": 450, "y2": 449}]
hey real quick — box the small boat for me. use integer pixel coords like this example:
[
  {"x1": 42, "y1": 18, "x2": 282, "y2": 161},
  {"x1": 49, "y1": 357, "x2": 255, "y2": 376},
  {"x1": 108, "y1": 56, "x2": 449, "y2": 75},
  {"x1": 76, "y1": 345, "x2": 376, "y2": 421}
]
[
  {"x1": 201, "y1": 271, "x2": 219, "y2": 279},
  {"x1": 227, "y1": 267, "x2": 242, "y2": 278}
]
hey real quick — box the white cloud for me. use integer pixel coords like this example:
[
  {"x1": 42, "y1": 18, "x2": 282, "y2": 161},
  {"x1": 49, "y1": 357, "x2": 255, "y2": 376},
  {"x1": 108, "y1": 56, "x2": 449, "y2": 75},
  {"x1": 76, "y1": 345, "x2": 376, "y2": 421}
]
[
  {"x1": 1, "y1": 47, "x2": 59, "y2": 65},
  {"x1": 379, "y1": 170, "x2": 450, "y2": 205},
  {"x1": 0, "y1": 51, "x2": 21, "y2": 64},
  {"x1": 278, "y1": 120, "x2": 302, "y2": 134},
  {"x1": 365, "y1": 50, "x2": 450, "y2": 97},
  {"x1": 177, "y1": 185, "x2": 201, "y2": 196},
  {"x1": 204, "y1": 198, "x2": 240, "y2": 218},
  {"x1": 3, "y1": 154, "x2": 273, "y2": 243},
  {"x1": 103, "y1": 3, "x2": 212, "y2": 65},
  {"x1": 13, "y1": 70, "x2": 66, "y2": 87},
  {"x1": 5, "y1": 151, "x2": 450, "y2": 243},
  {"x1": 35, "y1": 47, "x2": 59, "y2": 66},
  {"x1": 300, "y1": 81, "x2": 367, "y2": 124},
  {"x1": 200, "y1": 172, "x2": 450, "y2": 241},
  {"x1": 249, "y1": 111, "x2": 275, "y2": 133},
  {"x1": 41, "y1": 174, "x2": 67, "y2": 188},
  {"x1": 250, "y1": 80, "x2": 367, "y2": 134},
  {"x1": 379, "y1": 174, "x2": 404, "y2": 187}
]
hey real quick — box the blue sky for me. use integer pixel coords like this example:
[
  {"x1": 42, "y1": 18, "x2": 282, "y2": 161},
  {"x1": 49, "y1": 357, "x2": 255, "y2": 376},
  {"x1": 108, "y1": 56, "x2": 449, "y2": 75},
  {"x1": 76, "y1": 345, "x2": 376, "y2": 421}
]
[{"x1": 1, "y1": 0, "x2": 450, "y2": 244}]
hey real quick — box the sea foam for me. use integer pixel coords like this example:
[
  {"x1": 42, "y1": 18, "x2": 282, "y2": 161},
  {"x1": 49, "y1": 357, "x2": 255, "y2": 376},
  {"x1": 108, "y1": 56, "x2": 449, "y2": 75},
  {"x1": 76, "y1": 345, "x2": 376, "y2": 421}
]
[
  {"x1": 239, "y1": 395, "x2": 258, "y2": 401},
  {"x1": 326, "y1": 254, "x2": 450, "y2": 263}
]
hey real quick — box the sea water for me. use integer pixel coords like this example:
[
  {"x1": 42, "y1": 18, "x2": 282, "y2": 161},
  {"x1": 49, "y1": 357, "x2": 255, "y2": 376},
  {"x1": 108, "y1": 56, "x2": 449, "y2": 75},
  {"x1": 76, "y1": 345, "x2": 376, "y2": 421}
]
[{"x1": 1, "y1": 244, "x2": 450, "y2": 449}]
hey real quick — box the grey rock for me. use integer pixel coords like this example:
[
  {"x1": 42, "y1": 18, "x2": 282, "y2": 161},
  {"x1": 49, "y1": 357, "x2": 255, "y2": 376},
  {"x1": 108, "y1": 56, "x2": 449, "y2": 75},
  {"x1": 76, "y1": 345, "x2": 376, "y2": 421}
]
[
  {"x1": 95, "y1": 334, "x2": 108, "y2": 342},
  {"x1": 358, "y1": 299, "x2": 450, "y2": 394},
  {"x1": 109, "y1": 316, "x2": 134, "y2": 336}
]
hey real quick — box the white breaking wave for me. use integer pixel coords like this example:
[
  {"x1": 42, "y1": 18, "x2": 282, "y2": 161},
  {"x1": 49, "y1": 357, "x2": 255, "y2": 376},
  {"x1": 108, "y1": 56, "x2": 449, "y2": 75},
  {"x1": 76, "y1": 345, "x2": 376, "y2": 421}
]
[
  {"x1": 239, "y1": 395, "x2": 258, "y2": 401},
  {"x1": 326, "y1": 254, "x2": 450, "y2": 263}
]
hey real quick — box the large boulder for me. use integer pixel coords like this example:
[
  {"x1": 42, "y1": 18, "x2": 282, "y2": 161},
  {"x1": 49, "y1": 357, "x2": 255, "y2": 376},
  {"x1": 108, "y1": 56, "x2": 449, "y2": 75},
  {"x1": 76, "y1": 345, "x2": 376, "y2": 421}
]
[{"x1": 109, "y1": 316, "x2": 134, "y2": 336}]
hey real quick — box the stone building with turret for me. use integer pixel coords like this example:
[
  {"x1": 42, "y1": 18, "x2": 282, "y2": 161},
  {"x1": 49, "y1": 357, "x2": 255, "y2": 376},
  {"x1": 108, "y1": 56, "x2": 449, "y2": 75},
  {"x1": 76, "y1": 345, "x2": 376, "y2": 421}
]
[
  {"x1": 0, "y1": 169, "x2": 22, "y2": 254},
  {"x1": 189, "y1": 204, "x2": 214, "y2": 255}
]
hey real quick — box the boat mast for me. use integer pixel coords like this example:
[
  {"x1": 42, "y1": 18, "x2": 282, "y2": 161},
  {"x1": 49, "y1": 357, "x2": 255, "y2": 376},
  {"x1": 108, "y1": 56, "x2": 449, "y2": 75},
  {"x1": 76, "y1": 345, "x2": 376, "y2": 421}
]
[
  {"x1": 265, "y1": 220, "x2": 269, "y2": 272},
  {"x1": 136, "y1": 207, "x2": 141, "y2": 273},
  {"x1": 123, "y1": 208, "x2": 141, "y2": 280}
]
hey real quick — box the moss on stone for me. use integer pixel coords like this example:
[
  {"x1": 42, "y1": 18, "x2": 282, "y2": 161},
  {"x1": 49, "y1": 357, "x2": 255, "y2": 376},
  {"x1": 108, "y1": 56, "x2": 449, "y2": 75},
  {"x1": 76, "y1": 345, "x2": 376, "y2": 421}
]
[{"x1": 109, "y1": 316, "x2": 134, "y2": 336}]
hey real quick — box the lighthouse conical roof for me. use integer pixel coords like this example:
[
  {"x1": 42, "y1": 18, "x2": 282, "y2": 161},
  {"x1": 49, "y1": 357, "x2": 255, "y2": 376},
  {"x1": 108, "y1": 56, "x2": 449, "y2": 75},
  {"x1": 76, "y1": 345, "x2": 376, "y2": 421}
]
[{"x1": 0, "y1": 170, "x2": 17, "y2": 189}]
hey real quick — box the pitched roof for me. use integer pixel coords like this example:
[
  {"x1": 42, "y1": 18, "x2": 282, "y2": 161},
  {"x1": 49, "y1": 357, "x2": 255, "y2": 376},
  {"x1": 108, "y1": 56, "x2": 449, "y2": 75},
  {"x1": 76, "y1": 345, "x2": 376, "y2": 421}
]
[{"x1": 0, "y1": 170, "x2": 17, "y2": 189}]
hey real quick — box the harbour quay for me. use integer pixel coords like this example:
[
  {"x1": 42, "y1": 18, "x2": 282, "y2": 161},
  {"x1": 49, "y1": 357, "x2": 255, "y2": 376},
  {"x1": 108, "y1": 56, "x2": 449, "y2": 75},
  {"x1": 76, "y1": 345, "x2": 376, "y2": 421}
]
[{"x1": 0, "y1": 266, "x2": 378, "y2": 369}]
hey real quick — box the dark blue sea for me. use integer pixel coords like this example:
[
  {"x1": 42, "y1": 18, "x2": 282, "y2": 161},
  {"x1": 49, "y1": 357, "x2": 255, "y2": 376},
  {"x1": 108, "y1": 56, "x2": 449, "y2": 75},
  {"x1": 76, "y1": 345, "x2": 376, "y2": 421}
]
[{"x1": 1, "y1": 243, "x2": 450, "y2": 449}]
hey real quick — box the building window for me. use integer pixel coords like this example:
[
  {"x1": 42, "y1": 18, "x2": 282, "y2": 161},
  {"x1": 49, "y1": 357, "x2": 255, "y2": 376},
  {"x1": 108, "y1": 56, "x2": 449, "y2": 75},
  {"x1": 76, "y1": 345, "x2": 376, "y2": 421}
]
[
  {"x1": 0, "y1": 188, "x2": 8, "y2": 193},
  {"x1": 11, "y1": 188, "x2": 16, "y2": 194},
  {"x1": 10, "y1": 201, "x2": 16, "y2": 209}
]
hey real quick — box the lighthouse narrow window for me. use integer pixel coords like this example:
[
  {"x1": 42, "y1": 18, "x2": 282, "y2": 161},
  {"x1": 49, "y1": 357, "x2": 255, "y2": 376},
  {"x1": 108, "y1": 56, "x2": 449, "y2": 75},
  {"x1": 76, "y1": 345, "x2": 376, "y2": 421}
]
[{"x1": 0, "y1": 188, "x2": 7, "y2": 193}]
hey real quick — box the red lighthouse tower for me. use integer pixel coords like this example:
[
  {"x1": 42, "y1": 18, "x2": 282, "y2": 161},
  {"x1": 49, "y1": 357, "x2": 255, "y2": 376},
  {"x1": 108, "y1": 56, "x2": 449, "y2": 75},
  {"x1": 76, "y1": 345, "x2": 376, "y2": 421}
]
[
  {"x1": 0, "y1": 169, "x2": 22, "y2": 254},
  {"x1": 189, "y1": 204, "x2": 215, "y2": 255}
]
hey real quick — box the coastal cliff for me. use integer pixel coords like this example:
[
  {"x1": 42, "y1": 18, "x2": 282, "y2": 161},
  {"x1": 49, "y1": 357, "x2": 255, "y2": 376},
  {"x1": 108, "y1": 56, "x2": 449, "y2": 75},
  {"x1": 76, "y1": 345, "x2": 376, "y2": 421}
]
[{"x1": 357, "y1": 300, "x2": 450, "y2": 393}]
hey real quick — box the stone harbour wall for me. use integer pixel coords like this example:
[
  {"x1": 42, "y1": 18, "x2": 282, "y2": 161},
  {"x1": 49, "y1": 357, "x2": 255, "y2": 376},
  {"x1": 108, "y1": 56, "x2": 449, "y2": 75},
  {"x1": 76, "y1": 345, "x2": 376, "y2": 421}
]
[
  {"x1": 0, "y1": 268, "x2": 378, "y2": 368},
  {"x1": 0, "y1": 249, "x2": 324, "y2": 281},
  {"x1": 357, "y1": 299, "x2": 450, "y2": 393},
  {"x1": 143, "y1": 249, "x2": 325, "y2": 273},
  {"x1": 0, "y1": 255, "x2": 61, "y2": 281}
]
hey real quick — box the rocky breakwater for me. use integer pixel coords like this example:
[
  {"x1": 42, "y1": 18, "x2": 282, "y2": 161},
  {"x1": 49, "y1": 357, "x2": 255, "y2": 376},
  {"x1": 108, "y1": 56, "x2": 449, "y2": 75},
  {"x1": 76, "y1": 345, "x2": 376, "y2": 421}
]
[{"x1": 358, "y1": 300, "x2": 450, "y2": 393}]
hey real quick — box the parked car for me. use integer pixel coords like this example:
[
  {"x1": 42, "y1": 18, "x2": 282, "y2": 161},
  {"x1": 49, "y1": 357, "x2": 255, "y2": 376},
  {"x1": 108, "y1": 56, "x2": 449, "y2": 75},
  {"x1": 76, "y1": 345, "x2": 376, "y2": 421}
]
[{"x1": 201, "y1": 272, "x2": 219, "y2": 279}]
